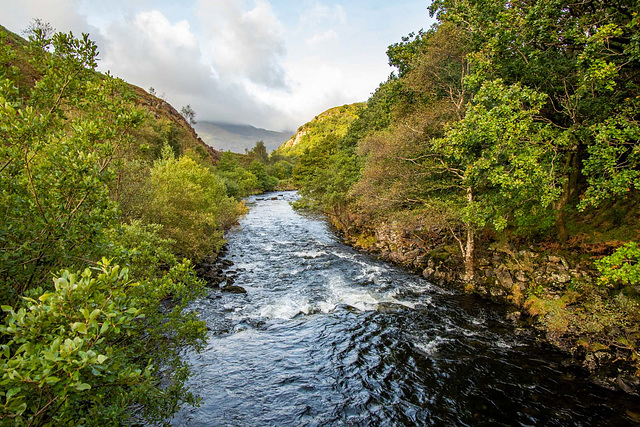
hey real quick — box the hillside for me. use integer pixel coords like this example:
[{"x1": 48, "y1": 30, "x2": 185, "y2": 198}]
[
  {"x1": 1, "y1": 26, "x2": 221, "y2": 165},
  {"x1": 196, "y1": 121, "x2": 291, "y2": 153},
  {"x1": 276, "y1": 103, "x2": 363, "y2": 156},
  {"x1": 0, "y1": 23, "x2": 249, "y2": 424}
]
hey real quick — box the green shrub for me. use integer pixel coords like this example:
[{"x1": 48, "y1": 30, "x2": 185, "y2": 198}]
[
  {"x1": 0, "y1": 259, "x2": 205, "y2": 425},
  {"x1": 249, "y1": 160, "x2": 278, "y2": 192},
  {"x1": 144, "y1": 147, "x2": 242, "y2": 261},
  {"x1": 596, "y1": 242, "x2": 640, "y2": 287}
]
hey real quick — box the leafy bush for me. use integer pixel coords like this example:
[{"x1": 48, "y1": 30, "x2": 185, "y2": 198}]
[
  {"x1": 0, "y1": 259, "x2": 205, "y2": 425},
  {"x1": 596, "y1": 242, "x2": 640, "y2": 287},
  {"x1": 0, "y1": 27, "x2": 143, "y2": 302},
  {"x1": 215, "y1": 152, "x2": 260, "y2": 197},
  {"x1": 144, "y1": 146, "x2": 242, "y2": 261},
  {"x1": 249, "y1": 160, "x2": 278, "y2": 193}
]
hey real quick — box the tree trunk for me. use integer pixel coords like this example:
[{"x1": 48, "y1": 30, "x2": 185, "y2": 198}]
[
  {"x1": 463, "y1": 187, "x2": 475, "y2": 281},
  {"x1": 553, "y1": 149, "x2": 580, "y2": 243},
  {"x1": 463, "y1": 222, "x2": 475, "y2": 282}
]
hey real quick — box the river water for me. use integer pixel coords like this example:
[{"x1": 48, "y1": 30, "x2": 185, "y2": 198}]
[{"x1": 171, "y1": 192, "x2": 638, "y2": 426}]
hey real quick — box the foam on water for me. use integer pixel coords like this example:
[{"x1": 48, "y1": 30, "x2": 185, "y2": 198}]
[{"x1": 293, "y1": 250, "x2": 327, "y2": 259}]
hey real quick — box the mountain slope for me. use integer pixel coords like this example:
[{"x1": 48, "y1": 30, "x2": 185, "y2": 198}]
[
  {"x1": 1, "y1": 24, "x2": 221, "y2": 164},
  {"x1": 276, "y1": 104, "x2": 363, "y2": 156},
  {"x1": 196, "y1": 121, "x2": 291, "y2": 153}
]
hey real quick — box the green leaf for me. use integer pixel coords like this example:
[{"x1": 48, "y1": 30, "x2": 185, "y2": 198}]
[
  {"x1": 6, "y1": 387, "x2": 20, "y2": 400},
  {"x1": 45, "y1": 376, "x2": 60, "y2": 384},
  {"x1": 99, "y1": 322, "x2": 109, "y2": 334},
  {"x1": 38, "y1": 293, "x2": 54, "y2": 302},
  {"x1": 71, "y1": 322, "x2": 88, "y2": 334},
  {"x1": 15, "y1": 402, "x2": 27, "y2": 416},
  {"x1": 89, "y1": 309, "x2": 101, "y2": 321},
  {"x1": 75, "y1": 383, "x2": 91, "y2": 391},
  {"x1": 96, "y1": 354, "x2": 108, "y2": 364},
  {"x1": 43, "y1": 350, "x2": 58, "y2": 362}
]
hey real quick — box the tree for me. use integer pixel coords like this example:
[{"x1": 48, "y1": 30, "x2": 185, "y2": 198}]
[
  {"x1": 386, "y1": 30, "x2": 428, "y2": 77},
  {"x1": 21, "y1": 18, "x2": 55, "y2": 40},
  {"x1": 0, "y1": 28, "x2": 142, "y2": 300},
  {"x1": 180, "y1": 104, "x2": 197, "y2": 125},
  {"x1": 248, "y1": 140, "x2": 269, "y2": 164},
  {"x1": 428, "y1": 0, "x2": 640, "y2": 240},
  {"x1": 432, "y1": 80, "x2": 563, "y2": 280},
  {"x1": 249, "y1": 159, "x2": 278, "y2": 192},
  {"x1": 144, "y1": 146, "x2": 240, "y2": 260},
  {"x1": 214, "y1": 152, "x2": 260, "y2": 197}
]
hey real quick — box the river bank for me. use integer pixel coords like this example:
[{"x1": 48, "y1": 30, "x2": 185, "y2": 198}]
[{"x1": 321, "y1": 209, "x2": 640, "y2": 396}]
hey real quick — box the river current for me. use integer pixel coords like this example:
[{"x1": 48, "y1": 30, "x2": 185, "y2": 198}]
[{"x1": 171, "y1": 192, "x2": 638, "y2": 426}]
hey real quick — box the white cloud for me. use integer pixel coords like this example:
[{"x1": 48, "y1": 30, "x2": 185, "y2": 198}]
[
  {"x1": 100, "y1": 11, "x2": 211, "y2": 96},
  {"x1": 1, "y1": 0, "x2": 433, "y2": 132},
  {"x1": 298, "y1": 2, "x2": 346, "y2": 29},
  {"x1": 196, "y1": 0, "x2": 287, "y2": 88},
  {"x1": 98, "y1": 9, "x2": 278, "y2": 127},
  {"x1": 305, "y1": 29, "x2": 338, "y2": 46},
  {"x1": 0, "y1": 0, "x2": 107, "y2": 53}
]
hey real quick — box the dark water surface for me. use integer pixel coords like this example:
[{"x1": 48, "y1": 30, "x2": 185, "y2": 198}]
[{"x1": 171, "y1": 192, "x2": 639, "y2": 426}]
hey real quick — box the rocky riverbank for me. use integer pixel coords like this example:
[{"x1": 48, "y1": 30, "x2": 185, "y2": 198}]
[
  {"x1": 195, "y1": 245, "x2": 247, "y2": 294},
  {"x1": 326, "y1": 213, "x2": 640, "y2": 396}
]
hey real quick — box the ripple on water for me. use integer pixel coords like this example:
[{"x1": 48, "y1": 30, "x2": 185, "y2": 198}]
[{"x1": 170, "y1": 192, "x2": 640, "y2": 426}]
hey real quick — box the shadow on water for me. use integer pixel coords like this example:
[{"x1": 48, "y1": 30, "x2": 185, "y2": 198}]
[{"x1": 171, "y1": 192, "x2": 640, "y2": 426}]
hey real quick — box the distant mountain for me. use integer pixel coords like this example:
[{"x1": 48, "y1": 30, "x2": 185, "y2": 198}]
[{"x1": 195, "y1": 121, "x2": 292, "y2": 153}]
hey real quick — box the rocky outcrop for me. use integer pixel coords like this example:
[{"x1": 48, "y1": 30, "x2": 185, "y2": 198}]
[
  {"x1": 336, "y1": 215, "x2": 595, "y2": 303},
  {"x1": 280, "y1": 129, "x2": 308, "y2": 150}
]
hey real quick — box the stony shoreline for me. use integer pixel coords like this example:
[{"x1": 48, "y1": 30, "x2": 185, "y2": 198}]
[{"x1": 326, "y1": 214, "x2": 640, "y2": 396}]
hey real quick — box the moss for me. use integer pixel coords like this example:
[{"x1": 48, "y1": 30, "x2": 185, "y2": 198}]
[{"x1": 355, "y1": 233, "x2": 377, "y2": 249}]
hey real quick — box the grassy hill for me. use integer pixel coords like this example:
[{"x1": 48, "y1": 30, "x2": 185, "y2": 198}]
[{"x1": 276, "y1": 103, "x2": 363, "y2": 157}]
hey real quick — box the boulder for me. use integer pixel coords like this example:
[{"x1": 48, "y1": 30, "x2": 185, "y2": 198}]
[
  {"x1": 495, "y1": 264, "x2": 514, "y2": 290},
  {"x1": 221, "y1": 285, "x2": 247, "y2": 294},
  {"x1": 515, "y1": 270, "x2": 528, "y2": 282}
]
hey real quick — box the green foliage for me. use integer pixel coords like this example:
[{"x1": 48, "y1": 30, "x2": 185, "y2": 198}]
[
  {"x1": 276, "y1": 104, "x2": 362, "y2": 157},
  {"x1": 214, "y1": 152, "x2": 260, "y2": 197},
  {"x1": 293, "y1": 134, "x2": 360, "y2": 212},
  {"x1": 0, "y1": 24, "x2": 235, "y2": 423},
  {"x1": 248, "y1": 140, "x2": 269, "y2": 164},
  {"x1": 268, "y1": 159, "x2": 294, "y2": 180},
  {"x1": 249, "y1": 160, "x2": 278, "y2": 192},
  {"x1": 596, "y1": 242, "x2": 640, "y2": 288},
  {"x1": 435, "y1": 79, "x2": 562, "y2": 232},
  {"x1": 0, "y1": 259, "x2": 205, "y2": 425},
  {"x1": 144, "y1": 147, "x2": 240, "y2": 261},
  {"x1": 580, "y1": 101, "x2": 640, "y2": 209},
  {"x1": 0, "y1": 26, "x2": 142, "y2": 300},
  {"x1": 386, "y1": 30, "x2": 428, "y2": 77},
  {"x1": 212, "y1": 150, "x2": 283, "y2": 196}
]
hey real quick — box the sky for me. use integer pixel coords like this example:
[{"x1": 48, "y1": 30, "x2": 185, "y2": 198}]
[{"x1": 1, "y1": 0, "x2": 434, "y2": 132}]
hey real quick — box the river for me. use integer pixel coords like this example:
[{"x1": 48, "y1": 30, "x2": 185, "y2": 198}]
[{"x1": 171, "y1": 192, "x2": 639, "y2": 426}]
